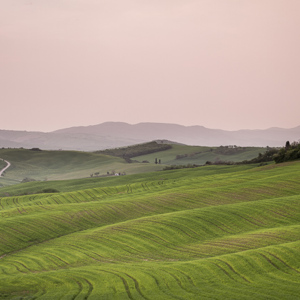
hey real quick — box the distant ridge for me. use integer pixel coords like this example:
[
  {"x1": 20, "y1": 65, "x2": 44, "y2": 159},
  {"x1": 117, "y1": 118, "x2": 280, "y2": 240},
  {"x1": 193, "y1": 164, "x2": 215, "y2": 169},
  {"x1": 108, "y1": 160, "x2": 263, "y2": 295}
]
[{"x1": 0, "y1": 122, "x2": 300, "y2": 151}]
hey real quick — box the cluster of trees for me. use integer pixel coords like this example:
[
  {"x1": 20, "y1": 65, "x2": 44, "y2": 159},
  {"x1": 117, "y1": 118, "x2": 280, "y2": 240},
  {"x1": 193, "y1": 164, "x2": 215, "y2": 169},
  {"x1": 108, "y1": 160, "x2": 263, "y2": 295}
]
[
  {"x1": 273, "y1": 141, "x2": 300, "y2": 163},
  {"x1": 242, "y1": 141, "x2": 300, "y2": 164},
  {"x1": 155, "y1": 158, "x2": 161, "y2": 164},
  {"x1": 204, "y1": 141, "x2": 300, "y2": 166},
  {"x1": 163, "y1": 164, "x2": 200, "y2": 171},
  {"x1": 240, "y1": 147, "x2": 279, "y2": 164}
]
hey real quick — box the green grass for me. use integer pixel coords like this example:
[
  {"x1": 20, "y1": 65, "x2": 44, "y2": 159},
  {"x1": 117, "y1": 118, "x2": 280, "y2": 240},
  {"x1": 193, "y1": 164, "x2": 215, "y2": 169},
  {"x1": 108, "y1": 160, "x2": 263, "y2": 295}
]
[{"x1": 0, "y1": 161, "x2": 299, "y2": 298}]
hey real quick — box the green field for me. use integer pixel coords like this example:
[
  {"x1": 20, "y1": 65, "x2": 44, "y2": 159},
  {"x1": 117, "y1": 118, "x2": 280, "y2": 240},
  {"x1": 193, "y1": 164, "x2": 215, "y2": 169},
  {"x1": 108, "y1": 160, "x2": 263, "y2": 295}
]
[
  {"x1": 0, "y1": 164, "x2": 255, "y2": 197},
  {"x1": 132, "y1": 144, "x2": 266, "y2": 165},
  {"x1": 0, "y1": 161, "x2": 299, "y2": 299},
  {"x1": 0, "y1": 145, "x2": 266, "y2": 188},
  {"x1": 0, "y1": 148, "x2": 164, "y2": 187}
]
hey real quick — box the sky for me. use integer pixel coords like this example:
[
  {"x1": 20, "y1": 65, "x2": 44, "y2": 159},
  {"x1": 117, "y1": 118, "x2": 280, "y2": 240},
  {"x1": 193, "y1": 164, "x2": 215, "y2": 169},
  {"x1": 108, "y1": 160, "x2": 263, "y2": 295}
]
[{"x1": 1, "y1": 0, "x2": 300, "y2": 132}]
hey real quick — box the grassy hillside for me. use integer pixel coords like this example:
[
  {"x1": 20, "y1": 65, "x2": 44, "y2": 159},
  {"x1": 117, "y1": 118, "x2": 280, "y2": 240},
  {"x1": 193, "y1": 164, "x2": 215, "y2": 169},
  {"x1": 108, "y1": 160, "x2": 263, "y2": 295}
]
[
  {"x1": 95, "y1": 141, "x2": 172, "y2": 160},
  {"x1": 0, "y1": 145, "x2": 266, "y2": 188},
  {"x1": 0, "y1": 148, "x2": 164, "y2": 187},
  {"x1": 0, "y1": 164, "x2": 255, "y2": 197},
  {"x1": 0, "y1": 161, "x2": 299, "y2": 298},
  {"x1": 132, "y1": 144, "x2": 266, "y2": 165}
]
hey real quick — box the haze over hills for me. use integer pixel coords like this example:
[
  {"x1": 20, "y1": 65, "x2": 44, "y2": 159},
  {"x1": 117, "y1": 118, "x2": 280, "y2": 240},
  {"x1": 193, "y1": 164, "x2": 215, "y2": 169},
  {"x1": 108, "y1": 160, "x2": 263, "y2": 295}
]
[{"x1": 1, "y1": 122, "x2": 300, "y2": 151}]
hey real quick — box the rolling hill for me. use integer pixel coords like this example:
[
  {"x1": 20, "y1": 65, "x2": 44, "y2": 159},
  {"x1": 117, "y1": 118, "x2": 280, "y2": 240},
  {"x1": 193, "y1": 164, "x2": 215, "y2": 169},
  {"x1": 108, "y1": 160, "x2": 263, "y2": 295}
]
[
  {"x1": 130, "y1": 143, "x2": 267, "y2": 165},
  {"x1": 0, "y1": 161, "x2": 299, "y2": 298},
  {"x1": 0, "y1": 148, "x2": 163, "y2": 187},
  {"x1": 1, "y1": 122, "x2": 300, "y2": 150},
  {"x1": 0, "y1": 143, "x2": 267, "y2": 188}
]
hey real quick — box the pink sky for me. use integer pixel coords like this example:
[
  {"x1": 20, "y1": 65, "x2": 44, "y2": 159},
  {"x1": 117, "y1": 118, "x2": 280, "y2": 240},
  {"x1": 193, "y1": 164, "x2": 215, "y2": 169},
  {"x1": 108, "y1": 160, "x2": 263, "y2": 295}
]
[{"x1": 1, "y1": 0, "x2": 300, "y2": 132}]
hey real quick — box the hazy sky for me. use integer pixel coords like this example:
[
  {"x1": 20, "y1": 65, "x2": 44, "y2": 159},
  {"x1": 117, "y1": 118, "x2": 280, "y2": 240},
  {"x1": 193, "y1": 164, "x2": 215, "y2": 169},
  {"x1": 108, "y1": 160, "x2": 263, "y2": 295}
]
[{"x1": 1, "y1": 0, "x2": 300, "y2": 132}]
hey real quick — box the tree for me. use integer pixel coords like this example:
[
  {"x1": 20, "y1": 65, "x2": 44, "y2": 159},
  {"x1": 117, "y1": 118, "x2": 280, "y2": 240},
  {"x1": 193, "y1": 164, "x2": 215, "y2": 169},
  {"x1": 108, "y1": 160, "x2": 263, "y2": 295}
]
[
  {"x1": 155, "y1": 158, "x2": 158, "y2": 164},
  {"x1": 285, "y1": 141, "x2": 291, "y2": 149}
]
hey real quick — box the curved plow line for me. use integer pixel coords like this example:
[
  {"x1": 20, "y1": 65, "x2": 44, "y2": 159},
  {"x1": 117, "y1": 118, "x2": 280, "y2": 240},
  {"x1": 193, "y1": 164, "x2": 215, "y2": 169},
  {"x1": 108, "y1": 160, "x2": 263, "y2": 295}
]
[
  {"x1": 276, "y1": 244, "x2": 300, "y2": 268},
  {"x1": 10, "y1": 259, "x2": 34, "y2": 273},
  {"x1": 250, "y1": 232, "x2": 291, "y2": 242},
  {"x1": 195, "y1": 215, "x2": 232, "y2": 234},
  {"x1": 92, "y1": 235, "x2": 145, "y2": 257},
  {"x1": 159, "y1": 268, "x2": 202, "y2": 298},
  {"x1": 142, "y1": 271, "x2": 184, "y2": 300},
  {"x1": 36, "y1": 274, "x2": 81, "y2": 300},
  {"x1": 68, "y1": 195, "x2": 82, "y2": 203},
  {"x1": 266, "y1": 208, "x2": 300, "y2": 223},
  {"x1": 163, "y1": 265, "x2": 254, "y2": 300},
  {"x1": 122, "y1": 269, "x2": 176, "y2": 300},
  {"x1": 108, "y1": 227, "x2": 203, "y2": 258},
  {"x1": 20, "y1": 255, "x2": 46, "y2": 272},
  {"x1": 109, "y1": 226, "x2": 176, "y2": 248},
  {"x1": 261, "y1": 251, "x2": 300, "y2": 275},
  {"x1": 146, "y1": 220, "x2": 200, "y2": 241},
  {"x1": 127, "y1": 201, "x2": 159, "y2": 214},
  {"x1": 104, "y1": 204, "x2": 128, "y2": 218},
  {"x1": 60, "y1": 276, "x2": 94, "y2": 300},
  {"x1": 50, "y1": 215, "x2": 79, "y2": 227},
  {"x1": 88, "y1": 231, "x2": 178, "y2": 261},
  {"x1": 227, "y1": 211, "x2": 265, "y2": 227},
  {"x1": 257, "y1": 253, "x2": 291, "y2": 275},
  {"x1": 39, "y1": 255, "x2": 62, "y2": 269},
  {"x1": 84, "y1": 190, "x2": 96, "y2": 200},
  {"x1": 98, "y1": 269, "x2": 134, "y2": 300},
  {"x1": 15, "y1": 217, "x2": 60, "y2": 237},
  {"x1": 215, "y1": 259, "x2": 250, "y2": 283},
  {"x1": 194, "y1": 263, "x2": 267, "y2": 299},
  {"x1": 166, "y1": 266, "x2": 238, "y2": 298},
  {"x1": 218, "y1": 244, "x2": 300, "y2": 286},
  {"x1": 3, "y1": 225, "x2": 33, "y2": 240},
  {"x1": 71, "y1": 279, "x2": 83, "y2": 300},
  {"x1": 119, "y1": 271, "x2": 150, "y2": 300},
  {"x1": 248, "y1": 270, "x2": 300, "y2": 299},
  {"x1": 163, "y1": 216, "x2": 211, "y2": 238},
  {"x1": 200, "y1": 241, "x2": 250, "y2": 252},
  {"x1": 69, "y1": 244, "x2": 117, "y2": 264},
  {"x1": 78, "y1": 190, "x2": 97, "y2": 202},
  {"x1": 59, "y1": 194, "x2": 77, "y2": 204},
  {"x1": 46, "y1": 253, "x2": 70, "y2": 267}
]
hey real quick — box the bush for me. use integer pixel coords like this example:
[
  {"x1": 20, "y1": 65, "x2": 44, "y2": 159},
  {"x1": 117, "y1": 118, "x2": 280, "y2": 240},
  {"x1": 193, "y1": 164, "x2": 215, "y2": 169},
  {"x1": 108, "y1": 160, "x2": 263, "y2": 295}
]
[
  {"x1": 39, "y1": 188, "x2": 60, "y2": 194},
  {"x1": 21, "y1": 178, "x2": 36, "y2": 183}
]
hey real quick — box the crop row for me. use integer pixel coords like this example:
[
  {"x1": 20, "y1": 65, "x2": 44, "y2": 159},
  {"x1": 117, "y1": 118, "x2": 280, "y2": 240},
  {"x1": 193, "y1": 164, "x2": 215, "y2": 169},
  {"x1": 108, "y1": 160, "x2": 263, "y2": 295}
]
[
  {"x1": 0, "y1": 162, "x2": 299, "y2": 298},
  {"x1": 0, "y1": 241, "x2": 299, "y2": 299}
]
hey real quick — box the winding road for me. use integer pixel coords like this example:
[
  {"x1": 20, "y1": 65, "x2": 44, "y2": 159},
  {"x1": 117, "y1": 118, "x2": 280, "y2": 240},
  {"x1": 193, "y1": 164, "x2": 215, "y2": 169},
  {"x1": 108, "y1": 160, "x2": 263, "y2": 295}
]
[{"x1": 0, "y1": 159, "x2": 11, "y2": 177}]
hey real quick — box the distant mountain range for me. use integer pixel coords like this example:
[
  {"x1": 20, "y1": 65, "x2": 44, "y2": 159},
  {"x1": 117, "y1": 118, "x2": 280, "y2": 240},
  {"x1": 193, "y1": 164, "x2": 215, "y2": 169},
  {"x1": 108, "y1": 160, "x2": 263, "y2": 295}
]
[{"x1": 1, "y1": 122, "x2": 299, "y2": 151}]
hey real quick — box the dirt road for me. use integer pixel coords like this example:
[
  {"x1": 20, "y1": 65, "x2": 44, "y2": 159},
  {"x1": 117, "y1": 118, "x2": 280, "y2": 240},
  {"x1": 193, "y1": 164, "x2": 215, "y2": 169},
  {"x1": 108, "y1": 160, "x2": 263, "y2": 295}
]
[{"x1": 0, "y1": 159, "x2": 11, "y2": 177}]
